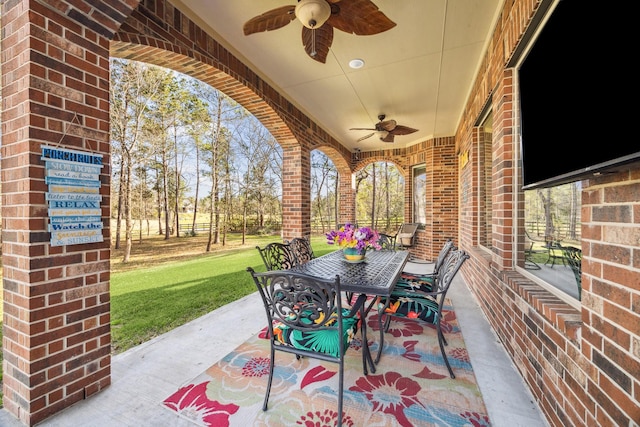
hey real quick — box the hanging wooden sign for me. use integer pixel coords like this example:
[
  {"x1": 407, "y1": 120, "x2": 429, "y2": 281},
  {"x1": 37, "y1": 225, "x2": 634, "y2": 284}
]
[{"x1": 41, "y1": 145, "x2": 104, "y2": 247}]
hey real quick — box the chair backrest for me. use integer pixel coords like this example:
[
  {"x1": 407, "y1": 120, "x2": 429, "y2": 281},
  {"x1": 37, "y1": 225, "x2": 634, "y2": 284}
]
[
  {"x1": 256, "y1": 242, "x2": 298, "y2": 270},
  {"x1": 432, "y1": 239, "x2": 456, "y2": 274},
  {"x1": 432, "y1": 249, "x2": 470, "y2": 301},
  {"x1": 396, "y1": 223, "x2": 419, "y2": 248},
  {"x1": 288, "y1": 237, "x2": 315, "y2": 264},
  {"x1": 246, "y1": 268, "x2": 346, "y2": 358},
  {"x1": 561, "y1": 246, "x2": 582, "y2": 298},
  {"x1": 377, "y1": 233, "x2": 397, "y2": 251}
]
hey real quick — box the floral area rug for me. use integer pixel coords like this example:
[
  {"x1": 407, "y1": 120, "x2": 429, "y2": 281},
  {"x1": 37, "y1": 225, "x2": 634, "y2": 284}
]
[{"x1": 162, "y1": 300, "x2": 490, "y2": 427}]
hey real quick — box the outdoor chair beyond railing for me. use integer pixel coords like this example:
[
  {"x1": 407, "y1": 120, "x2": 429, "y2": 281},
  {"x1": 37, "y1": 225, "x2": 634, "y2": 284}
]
[
  {"x1": 256, "y1": 242, "x2": 298, "y2": 271},
  {"x1": 287, "y1": 236, "x2": 316, "y2": 264},
  {"x1": 247, "y1": 268, "x2": 366, "y2": 427},
  {"x1": 561, "y1": 246, "x2": 582, "y2": 300},
  {"x1": 395, "y1": 223, "x2": 419, "y2": 249},
  {"x1": 376, "y1": 249, "x2": 470, "y2": 378}
]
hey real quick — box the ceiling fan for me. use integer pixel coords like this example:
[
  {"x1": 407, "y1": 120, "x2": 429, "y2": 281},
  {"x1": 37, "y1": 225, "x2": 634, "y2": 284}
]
[
  {"x1": 243, "y1": 0, "x2": 396, "y2": 63},
  {"x1": 350, "y1": 114, "x2": 419, "y2": 143}
]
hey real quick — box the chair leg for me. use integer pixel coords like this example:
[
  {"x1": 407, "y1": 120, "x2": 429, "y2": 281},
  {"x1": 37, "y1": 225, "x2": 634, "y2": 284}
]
[
  {"x1": 337, "y1": 361, "x2": 344, "y2": 427},
  {"x1": 263, "y1": 347, "x2": 276, "y2": 411},
  {"x1": 345, "y1": 291, "x2": 354, "y2": 305},
  {"x1": 437, "y1": 327, "x2": 455, "y2": 379}
]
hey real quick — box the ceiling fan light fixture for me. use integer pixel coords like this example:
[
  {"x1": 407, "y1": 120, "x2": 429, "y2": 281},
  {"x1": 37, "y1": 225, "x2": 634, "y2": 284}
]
[{"x1": 295, "y1": 0, "x2": 331, "y2": 29}]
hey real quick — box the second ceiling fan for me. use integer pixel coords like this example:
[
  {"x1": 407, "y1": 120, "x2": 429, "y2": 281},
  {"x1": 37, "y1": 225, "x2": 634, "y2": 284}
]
[
  {"x1": 243, "y1": 0, "x2": 396, "y2": 63},
  {"x1": 350, "y1": 115, "x2": 418, "y2": 143}
]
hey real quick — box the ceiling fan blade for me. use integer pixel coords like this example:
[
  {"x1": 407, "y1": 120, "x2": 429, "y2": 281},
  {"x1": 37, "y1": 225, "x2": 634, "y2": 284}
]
[
  {"x1": 357, "y1": 132, "x2": 375, "y2": 142},
  {"x1": 390, "y1": 125, "x2": 419, "y2": 136},
  {"x1": 302, "y1": 25, "x2": 333, "y2": 63},
  {"x1": 381, "y1": 133, "x2": 395, "y2": 143},
  {"x1": 243, "y1": 6, "x2": 296, "y2": 36},
  {"x1": 327, "y1": 0, "x2": 396, "y2": 36},
  {"x1": 349, "y1": 127, "x2": 376, "y2": 131},
  {"x1": 379, "y1": 120, "x2": 397, "y2": 132}
]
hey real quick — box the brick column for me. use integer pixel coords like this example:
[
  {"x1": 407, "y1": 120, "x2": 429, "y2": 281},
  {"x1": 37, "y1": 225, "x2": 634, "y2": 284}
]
[
  {"x1": 1, "y1": 2, "x2": 118, "y2": 424},
  {"x1": 336, "y1": 165, "x2": 356, "y2": 225},
  {"x1": 490, "y1": 69, "x2": 516, "y2": 270},
  {"x1": 281, "y1": 145, "x2": 311, "y2": 241}
]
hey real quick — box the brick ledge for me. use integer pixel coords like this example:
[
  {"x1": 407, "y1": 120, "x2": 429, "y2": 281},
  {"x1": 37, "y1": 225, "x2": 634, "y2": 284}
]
[{"x1": 502, "y1": 270, "x2": 582, "y2": 344}]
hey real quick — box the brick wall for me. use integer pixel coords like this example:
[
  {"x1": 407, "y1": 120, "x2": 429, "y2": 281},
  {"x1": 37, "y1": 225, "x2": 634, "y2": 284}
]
[
  {"x1": 455, "y1": 0, "x2": 640, "y2": 426},
  {"x1": 1, "y1": 1, "x2": 136, "y2": 424},
  {"x1": 3, "y1": 0, "x2": 637, "y2": 425}
]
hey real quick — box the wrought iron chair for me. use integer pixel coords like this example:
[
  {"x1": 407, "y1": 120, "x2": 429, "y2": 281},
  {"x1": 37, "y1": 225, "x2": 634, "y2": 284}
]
[
  {"x1": 524, "y1": 231, "x2": 542, "y2": 270},
  {"x1": 377, "y1": 233, "x2": 397, "y2": 251},
  {"x1": 288, "y1": 236, "x2": 316, "y2": 264},
  {"x1": 545, "y1": 240, "x2": 566, "y2": 267},
  {"x1": 376, "y1": 249, "x2": 470, "y2": 378},
  {"x1": 256, "y1": 242, "x2": 298, "y2": 270},
  {"x1": 561, "y1": 246, "x2": 582, "y2": 300},
  {"x1": 247, "y1": 268, "x2": 364, "y2": 427},
  {"x1": 394, "y1": 239, "x2": 456, "y2": 292}
]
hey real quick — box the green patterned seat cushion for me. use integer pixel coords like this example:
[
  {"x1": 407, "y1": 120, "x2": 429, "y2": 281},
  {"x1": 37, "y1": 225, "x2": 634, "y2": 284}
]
[
  {"x1": 379, "y1": 292, "x2": 439, "y2": 324},
  {"x1": 393, "y1": 272, "x2": 436, "y2": 294},
  {"x1": 272, "y1": 308, "x2": 359, "y2": 358}
]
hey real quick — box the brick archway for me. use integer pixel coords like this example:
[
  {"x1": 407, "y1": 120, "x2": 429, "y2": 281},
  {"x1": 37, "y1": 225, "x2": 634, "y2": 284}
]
[{"x1": 111, "y1": 3, "x2": 356, "y2": 239}]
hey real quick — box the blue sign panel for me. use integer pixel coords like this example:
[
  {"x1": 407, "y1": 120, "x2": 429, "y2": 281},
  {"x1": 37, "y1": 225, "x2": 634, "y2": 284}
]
[{"x1": 42, "y1": 146, "x2": 105, "y2": 246}]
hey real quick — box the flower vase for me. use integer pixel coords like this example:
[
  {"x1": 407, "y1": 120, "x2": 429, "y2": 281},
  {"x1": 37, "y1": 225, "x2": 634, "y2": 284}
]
[{"x1": 343, "y1": 247, "x2": 366, "y2": 263}]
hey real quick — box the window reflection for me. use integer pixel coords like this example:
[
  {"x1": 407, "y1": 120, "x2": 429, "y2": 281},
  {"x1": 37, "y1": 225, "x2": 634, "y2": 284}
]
[
  {"x1": 412, "y1": 165, "x2": 426, "y2": 224},
  {"x1": 523, "y1": 182, "x2": 582, "y2": 300}
]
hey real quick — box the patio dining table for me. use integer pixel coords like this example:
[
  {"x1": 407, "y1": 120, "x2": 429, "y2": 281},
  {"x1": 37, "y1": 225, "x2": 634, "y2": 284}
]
[{"x1": 289, "y1": 248, "x2": 409, "y2": 374}]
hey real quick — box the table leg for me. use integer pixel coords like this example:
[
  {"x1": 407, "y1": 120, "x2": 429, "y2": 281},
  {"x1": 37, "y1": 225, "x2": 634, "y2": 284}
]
[
  {"x1": 375, "y1": 298, "x2": 390, "y2": 365},
  {"x1": 360, "y1": 301, "x2": 376, "y2": 374}
]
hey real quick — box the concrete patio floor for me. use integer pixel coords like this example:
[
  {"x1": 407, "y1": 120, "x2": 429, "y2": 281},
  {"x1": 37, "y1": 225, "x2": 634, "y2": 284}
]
[{"x1": 0, "y1": 261, "x2": 549, "y2": 427}]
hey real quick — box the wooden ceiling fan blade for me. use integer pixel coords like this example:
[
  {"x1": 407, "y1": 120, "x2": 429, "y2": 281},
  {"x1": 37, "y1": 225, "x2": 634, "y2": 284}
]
[
  {"x1": 391, "y1": 125, "x2": 419, "y2": 136},
  {"x1": 243, "y1": 6, "x2": 296, "y2": 35},
  {"x1": 349, "y1": 127, "x2": 376, "y2": 131},
  {"x1": 357, "y1": 132, "x2": 375, "y2": 142},
  {"x1": 381, "y1": 133, "x2": 395, "y2": 143},
  {"x1": 327, "y1": 0, "x2": 396, "y2": 36},
  {"x1": 302, "y1": 25, "x2": 333, "y2": 63}
]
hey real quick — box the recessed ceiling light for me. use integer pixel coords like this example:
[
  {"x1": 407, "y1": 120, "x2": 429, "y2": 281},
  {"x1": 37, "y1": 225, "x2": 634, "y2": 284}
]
[{"x1": 349, "y1": 58, "x2": 365, "y2": 69}]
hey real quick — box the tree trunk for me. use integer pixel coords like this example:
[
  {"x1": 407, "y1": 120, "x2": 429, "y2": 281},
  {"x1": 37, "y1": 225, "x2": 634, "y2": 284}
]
[
  {"x1": 370, "y1": 163, "x2": 377, "y2": 228},
  {"x1": 569, "y1": 182, "x2": 579, "y2": 240},
  {"x1": 191, "y1": 144, "x2": 200, "y2": 235},
  {"x1": 122, "y1": 154, "x2": 133, "y2": 263},
  {"x1": 114, "y1": 159, "x2": 125, "y2": 249}
]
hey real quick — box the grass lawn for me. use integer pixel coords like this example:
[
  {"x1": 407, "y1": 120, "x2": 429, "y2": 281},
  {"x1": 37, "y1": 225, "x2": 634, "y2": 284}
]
[{"x1": 0, "y1": 232, "x2": 335, "y2": 407}]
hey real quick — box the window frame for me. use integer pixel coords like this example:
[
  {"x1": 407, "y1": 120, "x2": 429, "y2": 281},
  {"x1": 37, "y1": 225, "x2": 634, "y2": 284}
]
[{"x1": 411, "y1": 164, "x2": 426, "y2": 225}]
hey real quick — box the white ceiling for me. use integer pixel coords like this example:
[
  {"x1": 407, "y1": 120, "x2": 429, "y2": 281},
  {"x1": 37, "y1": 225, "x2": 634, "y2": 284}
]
[{"x1": 175, "y1": 0, "x2": 503, "y2": 151}]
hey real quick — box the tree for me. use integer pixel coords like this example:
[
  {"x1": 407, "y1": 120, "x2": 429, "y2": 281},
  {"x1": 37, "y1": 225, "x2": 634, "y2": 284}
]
[
  {"x1": 234, "y1": 117, "x2": 282, "y2": 241},
  {"x1": 110, "y1": 59, "x2": 163, "y2": 262},
  {"x1": 186, "y1": 81, "x2": 245, "y2": 250},
  {"x1": 142, "y1": 71, "x2": 192, "y2": 240},
  {"x1": 311, "y1": 151, "x2": 336, "y2": 233}
]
